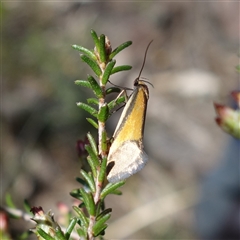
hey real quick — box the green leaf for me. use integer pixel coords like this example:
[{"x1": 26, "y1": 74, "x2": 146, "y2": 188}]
[
  {"x1": 75, "y1": 80, "x2": 91, "y2": 88},
  {"x1": 96, "y1": 208, "x2": 112, "y2": 221},
  {"x1": 98, "y1": 156, "x2": 107, "y2": 183},
  {"x1": 55, "y1": 226, "x2": 65, "y2": 240},
  {"x1": 70, "y1": 189, "x2": 84, "y2": 201},
  {"x1": 80, "y1": 169, "x2": 96, "y2": 193},
  {"x1": 85, "y1": 145, "x2": 100, "y2": 167},
  {"x1": 78, "y1": 202, "x2": 85, "y2": 209},
  {"x1": 95, "y1": 200, "x2": 105, "y2": 217},
  {"x1": 111, "y1": 65, "x2": 132, "y2": 74},
  {"x1": 36, "y1": 228, "x2": 54, "y2": 240},
  {"x1": 91, "y1": 29, "x2": 100, "y2": 53},
  {"x1": 76, "y1": 177, "x2": 91, "y2": 193},
  {"x1": 77, "y1": 102, "x2": 98, "y2": 118},
  {"x1": 72, "y1": 45, "x2": 97, "y2": 61},
  {"x1": 77, "y1": 227, "x2": 87, "y2": 238},
  {"x1": 23, "y1": 199, "x2": 31, "y2": 213},
  {"x1": 72, "y1": 206, "x2": 89, "y2": 227},
  {"x1": 76, "y1": 177, "x2": 87, "y2": 186},
  {"x1": 86, "y1": 156, "x2": 97, "y2": 178},
  {"x1": 18, "y1": 231, "x2": 31, "y2": 240},
  {"x1": 94, "y1": 212, "x2": 111, "y2": 232},
  {"x1": 87, "y1": 132, "x2": 98, "y2": 156},
  {"x1": 108, "y1": 95, "x2": 126, "y2": 112},
  {"x1": 5, "y1": 193, "x2": 16, "y2": 208},
  {"x1": 86, "y1": 118, "x2": 98, "y2": 129},
  {"x1": 79, "y1": 189, "x2": 96, "y2": 216},
  {"x1": 101, "y1": 130, "x2": 108, "y2": 153},
  {"x1": 93, "y1": 224, "x2": 107, "y2": 237},
  {"x1": 109, "y1": 41, "x2": 132, "y2": 59},
  {"x1": 101, "y1": 181, "x2": 125, "y2": 199},
  {"x1": 93, "y1": 212, "x2": 111, "y2": 236},
  {"x1": 65, "y1": 218, "x2": 77, "y2": 240},
  {"x1": 87, "y1": 75, "x2": 103, "y2": 98},
  {"x1": 99, "y1": 34, "x2": 107, "y2": 63},
  {"x1": 111, "y1": 189, "x2": 123, "y2": 195},
  {"x1": 102, "y1": 60, "x2": 116, "y2": 85},
  {"x1": 80, "y1": 54, "x2": 102, "y2": 77},
  {"x1": 106, "y1": 87, "x2": 121, "y2": 95},
  {"x1": 98, "y1": 103, "x2": 109, "y2": 122},
  {"x1": 87, "y1": 98, "x2": 99, "y2": 105}
]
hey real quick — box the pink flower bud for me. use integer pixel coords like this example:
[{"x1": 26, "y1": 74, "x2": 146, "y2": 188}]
[
  {"x1": 231, "y1": 91, "x2": 240, "y2": 107},
  {"x1": 214, "y1": 102, "x2": 240, "y2": 139}
]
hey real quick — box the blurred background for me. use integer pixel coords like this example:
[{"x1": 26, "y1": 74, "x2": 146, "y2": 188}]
[{"x1": 2, "y1": 2, "x2": 239, "y2": 239}]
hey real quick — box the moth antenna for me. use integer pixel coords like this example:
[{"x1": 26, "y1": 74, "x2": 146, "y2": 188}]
[
  {"x1": 137, "y1": 40, "x2": 153, "y2": 79},
  {"x1": 141, "y1": 79, "x2": 154, "y2": 88},
  {"x1": 108, "y1": 80, "x2": 133, "y2": 91}
]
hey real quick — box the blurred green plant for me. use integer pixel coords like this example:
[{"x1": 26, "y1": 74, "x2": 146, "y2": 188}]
[
  {"x1": 214, "y1": 64, "x2": 240, "y2": 139},
  {"x1": 214, "y1": 91, "x2": 240, "y2": 139},
  {"x1": 2, "y1": 30, "x2": 133, "y2": 240}
]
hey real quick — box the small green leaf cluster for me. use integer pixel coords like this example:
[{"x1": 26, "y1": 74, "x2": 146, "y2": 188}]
[
  {"x1": 4, "y1": 194, "x2": 79, "y2": 240},
  {"x1": 3, "y1": 194, "x2": 33, "y2": 239},
  {"x1": 214, "y1": 91, "x2": 240, "y2": 139},
  {"x1": 71, "y1": 179, "x2": 125, "y2": 238},
  {"x1": 74, "y1": 30, "x2": 132, "y2": 130}
]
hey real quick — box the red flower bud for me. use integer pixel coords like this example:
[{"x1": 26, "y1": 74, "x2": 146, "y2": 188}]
[
  {"x1": 214, "y1": 100, "x2": 240, "y2": 139},
  {"x1": 76, "y1": 137, "x2": 89, "y2": 157}
]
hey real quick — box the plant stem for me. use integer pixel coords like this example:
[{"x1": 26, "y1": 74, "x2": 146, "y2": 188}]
[
  {"x1": 88, "y1": 215, "x2": 95, "y2": 240},
  {"x1": 87, "y1": 57, "x2": 108, "y2": 240}
]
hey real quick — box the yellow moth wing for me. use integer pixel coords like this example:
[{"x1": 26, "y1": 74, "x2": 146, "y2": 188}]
[
  {"x1": 108, "y1": 84, "x2": 148, "y2": 156},
  {"x1": 107, "y1": 83, "x2": 149, "y2": 183}
]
